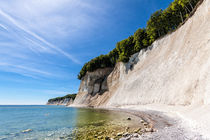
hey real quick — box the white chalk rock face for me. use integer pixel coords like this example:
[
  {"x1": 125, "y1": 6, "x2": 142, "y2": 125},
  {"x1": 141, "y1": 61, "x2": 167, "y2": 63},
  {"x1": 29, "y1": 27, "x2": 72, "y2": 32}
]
[
  {"x1": 47, "y1": 98, "x2": 74, "y2": 106},
  {"x1": 106, "y1": 0, "x2": 210, "y2": 107},
  {"x1": 72, "y1": 68, "x2": 113, "y2": 106},
  {"x1": 72, "y1": 0, "x2": 210, "y2": 108}
]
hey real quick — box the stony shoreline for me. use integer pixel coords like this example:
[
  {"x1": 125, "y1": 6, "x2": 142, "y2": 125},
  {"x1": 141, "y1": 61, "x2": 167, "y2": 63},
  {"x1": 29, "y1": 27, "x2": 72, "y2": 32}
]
[
  {"x1": 115, "y1": 106, "x2": 206, "y2": 140},
  {"x1": 62, "y1": 107, "x2": 158, "y2": 140},
  {"x1": 73, "y1": 107, "x2": 204, "y2": 140}
]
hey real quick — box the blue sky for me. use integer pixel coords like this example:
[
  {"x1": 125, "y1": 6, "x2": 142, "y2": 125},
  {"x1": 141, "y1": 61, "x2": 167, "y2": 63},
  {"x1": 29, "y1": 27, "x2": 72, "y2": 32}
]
[{"x1": 0, "y1": 0, "x2": 173, "y2": 105}]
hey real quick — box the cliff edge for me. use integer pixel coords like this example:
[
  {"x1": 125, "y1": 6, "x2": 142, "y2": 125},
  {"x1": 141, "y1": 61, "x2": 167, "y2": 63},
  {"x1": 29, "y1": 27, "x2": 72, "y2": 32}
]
[
  {"x1": 47, "y1": 94, "x2": 76, "y2": 106},
  {"x1": 73, "y1": 0, "x2": 210, "y2": 108},
  {"x1": 72, "y1": 0, "x2": 210, "y2": 136}
]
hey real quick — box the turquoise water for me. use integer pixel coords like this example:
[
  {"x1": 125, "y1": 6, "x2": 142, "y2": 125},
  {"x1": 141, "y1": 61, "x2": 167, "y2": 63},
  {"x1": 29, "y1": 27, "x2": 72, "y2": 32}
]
[
  {"x1": 0, "y1": 105, "x2": 79, "y2": 140},
  {"x1": 0, "y1": 105, "x2": 139, "y2": 140}
]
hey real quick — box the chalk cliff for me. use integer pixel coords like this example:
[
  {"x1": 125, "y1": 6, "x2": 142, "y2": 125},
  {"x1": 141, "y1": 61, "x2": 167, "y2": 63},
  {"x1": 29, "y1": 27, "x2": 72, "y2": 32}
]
[
  {"x1": 73, "y1": 68, "x2": 113, "y2": 107},
  {"x1": 47, "y1": 94, "x2": 76, "y2": 106},
  {"x1": 72, "y1": 0, "x2": 210, "y2": 108},
  {"x1": 47, "y1": 98, "x2": 74, "y2": 106}
]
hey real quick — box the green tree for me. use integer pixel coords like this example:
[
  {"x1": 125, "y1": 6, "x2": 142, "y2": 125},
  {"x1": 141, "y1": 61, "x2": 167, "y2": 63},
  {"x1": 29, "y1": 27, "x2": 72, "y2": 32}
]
[
  {"x1": 77, "y1": 0, "x2": 201, "y2": 80},
  {"x1": 116, "y1": 36, "x2": 135, "y2": 62},
  {"x1": 146, "y1": 9, "x2": 167, "y2": 43},
  {"x1": 133, "y1": 29, "x2": 149, "y2": 52}
]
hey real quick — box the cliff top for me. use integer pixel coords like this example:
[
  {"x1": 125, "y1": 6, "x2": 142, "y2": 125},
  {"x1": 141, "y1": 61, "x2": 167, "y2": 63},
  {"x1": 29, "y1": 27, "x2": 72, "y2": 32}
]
[{"x1": 48, "y1": 94, "x2": 77, "y2": 103}]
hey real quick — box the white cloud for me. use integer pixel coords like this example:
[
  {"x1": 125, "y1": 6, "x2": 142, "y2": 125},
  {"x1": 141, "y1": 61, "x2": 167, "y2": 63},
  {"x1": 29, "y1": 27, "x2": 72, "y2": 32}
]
[
  {"x1": 0, "y1": 23, "x2": 7, "y2": 30},
  {"x1": 0, "y1": 0, "x2": 105, "y2": 39},
  {"x1": 0, "y1": 62, "x2": 52, "y2": 78},
  {"x1": 0, "y1": 9, "x2": 80, "y2": 64},
  {"x1": 0, "y1": 0, "x2": 108, "y2": 79}
]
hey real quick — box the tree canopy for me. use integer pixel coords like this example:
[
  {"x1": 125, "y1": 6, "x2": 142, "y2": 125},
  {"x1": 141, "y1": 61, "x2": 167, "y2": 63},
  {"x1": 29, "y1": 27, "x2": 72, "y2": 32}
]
[
  {"x1": 78, "y1": 0, "x2": 201, "y2": 80},
  {"x1": 48, "y1": 94, "x2": 77, "y2": 102}
]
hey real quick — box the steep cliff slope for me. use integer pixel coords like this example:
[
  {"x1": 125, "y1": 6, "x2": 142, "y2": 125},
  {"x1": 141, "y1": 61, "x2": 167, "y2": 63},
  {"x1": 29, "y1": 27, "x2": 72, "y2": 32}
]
[
  {"x1": 106, "y1": 0, "x2": 210, "y2": 107},
  {"x1": 47, "y1": 98, "x2": 73, "y2": 106},
  {"x1": 73, "y1": 68, "x2": 113, "y2": 107},
  {"x1": 73, "y1": 0, "x2": 210, "y2": 108},
  {"x1": 47, "y1": 94, "x2": 76, "y2": 106}
]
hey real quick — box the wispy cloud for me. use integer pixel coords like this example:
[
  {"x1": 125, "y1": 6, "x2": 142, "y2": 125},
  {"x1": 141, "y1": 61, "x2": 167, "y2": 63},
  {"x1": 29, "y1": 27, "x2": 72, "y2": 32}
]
[
  {"x1": 0, "y1": 23, "x2": 7, "y2": 30},
  {"x1": 0, "y1": 1, "x2": 113, "y2": 104},
  {"x1": 0, "y1": 9, "x2": 81, "y2": 64},
  {"x1": 0, "y1": 0, "x2": 109, "y2": 80},
  {"x1": 0, "y1": 1, "x2": 84, "y2": 80},
  {"x1": 0, "y1": 62, "x2": 52, "y2": 79}
]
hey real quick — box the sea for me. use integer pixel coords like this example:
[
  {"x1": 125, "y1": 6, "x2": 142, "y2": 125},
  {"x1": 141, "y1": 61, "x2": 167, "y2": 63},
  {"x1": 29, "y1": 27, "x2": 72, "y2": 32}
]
[{"x1": 0, "y1": 105, "x2": 139, "y2": 140}]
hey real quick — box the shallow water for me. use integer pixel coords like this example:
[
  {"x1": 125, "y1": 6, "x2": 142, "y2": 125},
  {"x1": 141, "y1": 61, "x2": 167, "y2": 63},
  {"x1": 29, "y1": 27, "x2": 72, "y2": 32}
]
[{"x1": 0, "y1": 105, "x2": 141, "y2": 140}]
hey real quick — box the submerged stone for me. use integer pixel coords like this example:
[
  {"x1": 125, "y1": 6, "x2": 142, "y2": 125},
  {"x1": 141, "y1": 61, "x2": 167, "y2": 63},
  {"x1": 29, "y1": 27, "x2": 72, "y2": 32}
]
[{"x1": 21, "y1": 129, "x2": 32, "y2": 133}]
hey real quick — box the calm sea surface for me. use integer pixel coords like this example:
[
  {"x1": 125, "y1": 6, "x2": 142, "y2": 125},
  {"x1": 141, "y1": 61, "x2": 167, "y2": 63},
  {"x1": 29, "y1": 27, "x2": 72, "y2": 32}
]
[{"x1": 0, "y1": 105, "x2": 139, "y2": 140}]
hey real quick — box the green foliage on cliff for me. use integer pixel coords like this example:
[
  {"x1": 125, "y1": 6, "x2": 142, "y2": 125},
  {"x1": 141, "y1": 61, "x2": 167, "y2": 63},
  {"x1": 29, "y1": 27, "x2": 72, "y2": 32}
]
[
  {"x1": 78, "y1": 0, "x2": 201, "y2": 80},
  {"x1": 48, "y1": 94, "x2": 77, "y2": 103},
  {"x1": 77, "y1": 49, "x2": 119, "y2": 80},
  {"x1": 146, "y1": 0, "x2": 200, "y2": 43},
  {"x1": 116, "y1": 36, "x2": 135, "y2": 63}
]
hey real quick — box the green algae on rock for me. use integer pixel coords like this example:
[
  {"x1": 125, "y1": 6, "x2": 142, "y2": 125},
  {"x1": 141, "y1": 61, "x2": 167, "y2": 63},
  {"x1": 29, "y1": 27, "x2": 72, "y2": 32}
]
[{"x1": 64, "y1": 109, "x2": 154, "y2": 140}]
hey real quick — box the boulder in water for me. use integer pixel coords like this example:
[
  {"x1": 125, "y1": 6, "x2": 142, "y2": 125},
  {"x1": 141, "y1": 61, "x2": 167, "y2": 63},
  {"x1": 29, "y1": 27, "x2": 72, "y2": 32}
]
[{"x1": 22, "y1": 129, "x2": 32, "y2": 133}]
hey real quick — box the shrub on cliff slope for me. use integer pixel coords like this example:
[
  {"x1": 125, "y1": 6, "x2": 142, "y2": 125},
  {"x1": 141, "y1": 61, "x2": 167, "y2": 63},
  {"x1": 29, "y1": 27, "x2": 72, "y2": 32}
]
[
  {"x1": 147, "y1": 0, "x2": 200, "y2": 43},
  {"x1": 78, "y1": 0, "x2": 201, "y2": 80},
  {"x1": 116, "y1": 36, "x2": 135, "y2": 62},
  {"x1": 77, "y1": 53, "x2": 118, "y2": 80},
  {"x1": 48, "y1": 94, "x2": 77, "y2": 103}
]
